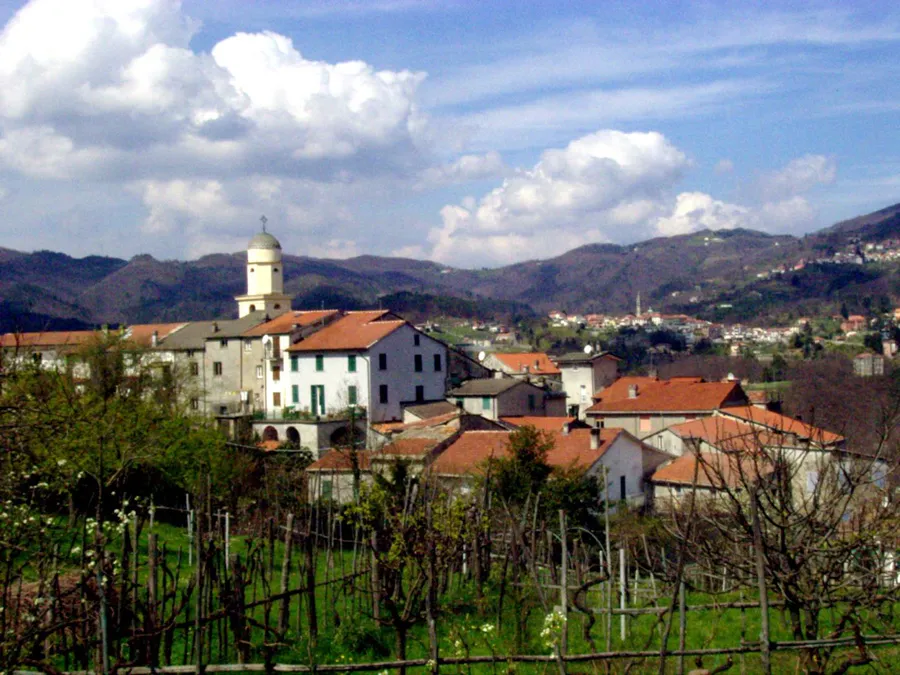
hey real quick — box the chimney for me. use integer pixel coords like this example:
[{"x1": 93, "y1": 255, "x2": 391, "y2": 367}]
[
  {"x1": 590, "y1": 426, "x2": 600, "y2": 450},
  {"x1": 628, "y1": 384, "x2": 639, "y2": 399},
  {"x1": 535, "y1": 359, "x2": 540, "y2": 370},
  {"x1": 151, "y1": 330, "x2": 159, "y2": 348},
  {"x1": 212, "y1": 322, "x2": 219, "y2": 333}
]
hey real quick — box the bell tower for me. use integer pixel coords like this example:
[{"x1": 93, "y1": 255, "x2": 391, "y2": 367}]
[{"x1": 235, "y1": 216, "x2": 293, "y2": 318}]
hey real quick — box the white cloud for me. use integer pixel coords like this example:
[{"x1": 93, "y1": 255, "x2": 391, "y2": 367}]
[
  {"x1": 427, "y1": 130, "x2": 689, "y2": 266},
  {"x1": 416, "y1": 151, "x2": 506, "y2": 188},
  {"x1": 655, "y1": 192, "x2": 748, "y2": 237},
  {"x1": 758, "y1": 154, "x2": 836, "y2": 201},
  {"x1": 714, "y1": 159, "x2": 734, "y2": 174},
  {"x1": 0, "y1": 0, "x2": 429, "y2": 184}
]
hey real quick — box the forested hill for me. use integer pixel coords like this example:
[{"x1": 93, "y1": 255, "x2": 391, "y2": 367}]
[{"x1": 2, "y1": 202, "x2": 900, "y2": 332}]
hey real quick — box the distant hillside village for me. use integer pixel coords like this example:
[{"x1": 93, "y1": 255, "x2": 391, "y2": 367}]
[{"x1": 3, "y1": 225, "x2": 884, "y2": 513}]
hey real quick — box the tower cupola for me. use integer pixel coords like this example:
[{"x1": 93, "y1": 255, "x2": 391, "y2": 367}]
[{"x1": 235, "y1": 216, "x2": 293, "y2": 318}]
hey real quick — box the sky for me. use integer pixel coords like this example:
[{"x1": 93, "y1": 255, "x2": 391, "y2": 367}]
[{"x1": 0, "y1": 0, "x2": 898, "y2": 268}]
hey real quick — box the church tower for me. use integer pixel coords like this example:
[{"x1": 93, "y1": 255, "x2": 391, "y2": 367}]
[{"x1": 235, "y1": 217, "x2": 293, "y2": 318}]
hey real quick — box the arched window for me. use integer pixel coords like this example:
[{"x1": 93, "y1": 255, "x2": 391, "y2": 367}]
[
  {"x1": 262, "y1": 426, "x2": 278, "y2": 441},
  {"x1": 249, "y1": 304, "x2": 256, "y2": 312},
  {"x1": 286, "y1": 426, "x2": 300, "y2": 444}
]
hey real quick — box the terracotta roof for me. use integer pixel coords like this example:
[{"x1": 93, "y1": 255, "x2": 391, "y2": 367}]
[
  {"x1": 242, "y1": 310, "x2": 339, "y2": 337},
  {"x1": 306, "y1": 448, "x2": 371, "y2": 472},
  {"x1": 379, "y1": 438, "x2": 441, "y2": 458},
  {"x1": 492, "y1": 352, "x2": 561, "y2": 375},
  {"x1": 287, "y1": 311, "x2": 405, "y2": 352},
  {"x1": 430, "y1": 428, "x2": 623, "y2": 476},
  {"x1": 663, "y1": 417, "x2": 781, "y2": 453},
  {"x1": 371, "y1": 411, "x2": 460, "y2": 435},
  {"x1": 587, "y1": 377, "x2": 746, "y2": 414},
  {"x1": 591, "y1": 376, "x2": 660, "y2": 402},
  {"x1": 651, "y1": 451, "x2": 772, "y2": 489},
  {"x1": 257, "y1": 440, "x2": 281, "y2": 452},
  {"x1": 126, "y1": 323, "x2": 187, "y2": 347},
  {"x1": 500, "y1": 416, "x2": 576, "y2": 432},
  {"x1": 717, "y1": 406, "x2": 844, "y2": 445},
  {"x1": 1, "y1": 330, "x2": 99, "y2": 348}
]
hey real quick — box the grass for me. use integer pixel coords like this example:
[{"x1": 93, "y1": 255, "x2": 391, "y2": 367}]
[{"x1": 15, "y1": 518, "x2": 900, "y2": 673}]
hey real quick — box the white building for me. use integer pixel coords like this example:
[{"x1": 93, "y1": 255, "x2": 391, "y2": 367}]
[
  {"x1": 281, "y1": 310, "x2": 448, "y2": 423},
  {"x1": 554, "y1": 351, "x2": 620, "y2": 418}
]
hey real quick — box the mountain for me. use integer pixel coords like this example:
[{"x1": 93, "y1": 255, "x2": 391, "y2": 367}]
[{"x1": 2, "y1": 202, "x2": 900, "y2": 332}]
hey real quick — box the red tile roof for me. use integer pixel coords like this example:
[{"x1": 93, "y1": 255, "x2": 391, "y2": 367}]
[
  {"x1": 242, "y1": 310, "x2": 339, "y2": 337},
  {"x1": 717, "y1": 406, "x2": 844, "y2": 445},
  {"x1": 587, "y1": 377, "x2": 746, "y2": 414},
  {"x1": 492, "y1": 352, "x2": 561, "y2": 375},
  {"x1": 430, "y1": 428, "x2": 623, "y2": 476},
  {"x1": 1, "y1": 330, "x2": 98, "y2": 348},
  {"x1": 287, "y1": 310, "x2": 405, "y2": 352},
  {"x1": 306, "y1": 448, "x2": 371, "y2": 472},
  {"x1": 651, "y1": 451, "x2": 772, "y2": 489},
  {"x1": 127, "y1": 323, "x2": 187, "y2": 347},
  {"x1": 379, "y1": 438, "x2": 441, "y2": 458},
  {"x1": 500, "y1": 416, "x2": 576, "y2": 432},
  {"x1": 663, "y1": 417, "x2": 781, "y2": 453}
]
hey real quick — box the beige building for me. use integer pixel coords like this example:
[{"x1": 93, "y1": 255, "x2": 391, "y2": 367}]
[
  {"x1": 234, "y1": 229, "x2": 293, "y2": 319},
  {"x1": 447, "y1": 378, "x2": 567, "y2": 421},
  {"x1": 554, "y1": 351, "x2": 620, "y2": 418}
]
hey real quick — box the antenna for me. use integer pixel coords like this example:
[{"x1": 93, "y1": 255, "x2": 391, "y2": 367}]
[
  {"x1": 477, "y1": 351, "x2": 486, "y2": 362},
  {"x1": 260, "y1": 214, "x2": 268, "y2": 233},
  {"x1": 583, "y1": 344, "x2": 593, "y2": 355}
]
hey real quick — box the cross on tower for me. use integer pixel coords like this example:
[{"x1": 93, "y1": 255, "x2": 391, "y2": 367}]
[{"x1": 260, "y1": 214, "x2": 268, "y2": 233}]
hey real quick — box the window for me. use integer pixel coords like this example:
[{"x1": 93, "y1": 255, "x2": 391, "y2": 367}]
[
  {"x1": 256, "y1": 365, "x2": 263, "y2": 379},
  {"x1": 482, "y1": 396, "x2": 491, "y2": 411},
  {"x1": 321, "y1": 478, "x2": 333, "y2": 501},
  {"x1": 274, "y1": 304, "x2": 281, "y2": 310},
  {"x1": 274, "y1": 267, "x2": 279, "y2": 273},
  {"x1": 190, "y1": 397, "x2": 199, "y2": 410},
  {"x1": 639, "y1": 415, "x2": 651, "y2": 432},
  {"x1": 213, "y1": 361, "x2": 223, "y2": 376},
  {"x1": 528, "y1": 394, "x2": 536, "y2": 411},
  {"x1": 272, "y1": 366, "x2": 280, "y2": 382},
  {"x1": 311, "y1": 385, "x2": 325, "y2": 416},
  {"x1": 434, "y1": 354, "x2": 442, "y2": 371},
  {"x1": 414, "y1": 354, "x2": 423, "y2": 372},
  {"x1": 620, "y1": 476, "x2": 626, "y2": 501},
  {"x1": 190, "y1": 361, "x2": 199, "y2": 376},
  {"x1": 415, "y1": 385, "x2": 424, "y2": 402},
  {"x1": 378, "y1": 353, "x2": 387, "y2": 370},
  {"x1": 291, "y1": 385, "x2": 299, "y2": 404},
  {"x1": 273, "y1": 392, "x2": 281, "y2": 407},
  {"x1": 348, "y1": 385, "x2": 358, "y2": 406},
  {"x1": 219, "y1": 339, "x2": 228, "y2": 348},
  {"x1": 290, "y1": 356, "x2": 299, "y2": 372},
  {"x1": 806, "y1": 470, "x2": 819, "y2": 493},
  {"x1": 248, "y1": 304, "x2": 256, "y2": 312},
  {"x1": 315, "y1": 354, "x2": 324, "y2": 372},
  {"x1": 379, "y1": 384, "x2": 389, "y2": 404},
  {"x1": 243, "y1": 340, "x2": 252, "y2": 352},
  {"x1": 348, "y1": 355, "x2": 357, "y2": 372},
  {"x1": 414, "y1": 333, "x2": 420, "y2": 346}
]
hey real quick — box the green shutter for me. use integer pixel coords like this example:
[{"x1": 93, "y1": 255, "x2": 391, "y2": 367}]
[
  {"x1": 290, "y1": 356, "x2": 298, "y2": 372},
  {"x1": 348, "y1": 355, "x2": 357, "y2": 372},
  {"x1": 348, "y1": 385, "x2": 357, "y2": 406},
  {"x1": 482, "y1": 396, "x2": 491, "y2": 411},
  {"x1": 291, "y1": 385, "x2": 299, "y2": 404},
  {"x1": 315, "y1": 354, "x2": 324, "y2": 371}
]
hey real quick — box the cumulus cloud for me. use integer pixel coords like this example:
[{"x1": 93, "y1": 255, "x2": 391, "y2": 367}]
[
  {"x1": 416, "y1": 151, "x2": 506, "y2": 188},
  {"x1": 758, "y1": 154, "x2": 836, "y2": 201},
  {"x1": 655, "y1": 192, "x2": 748, "y2": 236},
  {"x1": 0, "y1": 0, "x2": 429, "y2": 182},
  {"x1": 427, "y1": 130, "x2": 689, "y2": 266}
]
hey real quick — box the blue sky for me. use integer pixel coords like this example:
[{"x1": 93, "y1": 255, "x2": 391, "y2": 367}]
[{"x1": 0, "y1": 0, "x2": 897, "y2": 267}]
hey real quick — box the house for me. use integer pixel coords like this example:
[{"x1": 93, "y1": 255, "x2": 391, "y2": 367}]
[
  {"x1": 841, "y1": 315, "x2": 867, "y2": 334},
  {"x1": 585, "y1": 376, "x2": 749, "y2": 439},
  {"x1": 446, "y1": 378, "x2": 567, "y2": 421},
  {"x1": 283, "y1": 310, "x2": 449, "y2": 423},
  {"x1": 306, "y1": 448, "x2": 372, "y2": 503},
  {"x1": 482, "y1": 352, "x2": 562, "y2": 386},
  {"x1": 854, "y1": 351, "x2": 885, "y2": 377},
  {"x1": 402, "y1": 400, "x2": 459, "y2": 423},
  {"x1": 553, "y1": 351, "x2": 620, "y2": 417},
  {"x1": 428, "y1": 427, "x2": 671, "y2": 505},
  {"x1": 647, "y1": 407, "x2": 851, "y2": 506},
  {"x1": 241, "y1": 310, "x2": 341, "y2": 414}
]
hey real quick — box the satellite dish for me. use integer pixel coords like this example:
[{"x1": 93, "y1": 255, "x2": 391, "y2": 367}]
[
  {"x1": 583, "y1": 344, "x2": 593, "y2": 355},
  {"x1": 477, "y1": 351, "x2": 486, "y2": 362}
]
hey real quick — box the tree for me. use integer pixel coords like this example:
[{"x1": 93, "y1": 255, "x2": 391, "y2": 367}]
[{"x1": 665, "y1": 418, "x2": 898, "y2": 674}]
